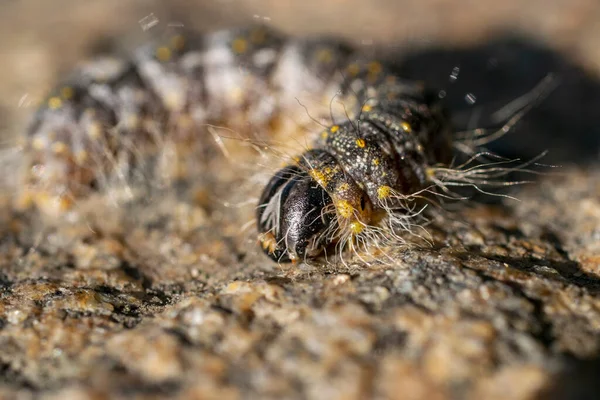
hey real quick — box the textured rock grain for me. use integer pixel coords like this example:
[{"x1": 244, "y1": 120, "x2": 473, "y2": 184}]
[{"x1": 0, "y1": 168, "x2": 598, "y2": 399}]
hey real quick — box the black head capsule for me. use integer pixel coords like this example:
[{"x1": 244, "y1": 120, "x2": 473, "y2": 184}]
[{"x1": 257, "y1": 167, "x2": 334, "y2": 263}]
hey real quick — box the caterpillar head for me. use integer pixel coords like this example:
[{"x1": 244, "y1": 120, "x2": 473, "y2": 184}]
[{"x1": 257, "y1": 167, "x2": 334, "y2": 263}]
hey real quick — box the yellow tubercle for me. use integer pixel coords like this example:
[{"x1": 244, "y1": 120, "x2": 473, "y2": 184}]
[
  {"x1": 87, "y1": 122, "x2": 102, "y2": 139},
  {"x1": 156, "y1": 47, "x2": 172, "y2": 62},
  {"x1": 426, "y1": 168, "x2": 436, "y2": 180},
  {"x1": 346, "y1": 63, "x2": 360, "y2": 77},
  {"x1": 368, "y1": 61, "x2": 382, "y2": 75},
  {"x1": 35, "y1": 192, "x2": 74, "y2": 217},
  {"x1": 309, "y1": 169, "x2": 328, "y2": 188},
  {"x1": 330, "y1": 125, "x2": 339, "y2": 133},
  {"x1": 377, "y1": 185, "x2": 392, "y2": 200},
  {"x1": 400, "y1": 121, "x2": 412, "y2": 132},
  {"x1": 355, "y1": 138, "x2": 366, "y2": 148},
  {"x1": 250, "y1": 28, "x2": 266, "y2": 44},
  {"x1": 51, "y1": 142, "x2": 68, "y2": 155},
  {"x1": 165, "y1": 91, "x2": 184, "y2": 110},
  {"x1": 232, "y1": 38, "x2": 248, "y2": 54},
  {"x1": 75, "y1": 150, "x2": 89, "y2": 164},
  {"x1": 336, "y1": 182, "x2": 350, "y2": 192},
  {"x1": 335, "y1": 199, "x2": 354, "y2": 219},
  {"x1": 31, "y1": 137, "x2": 46, "y2": 151},
  {"x1": 349, "y1": 221, "x2": 364, "y2": 235},
  {"x1": 316, "y1": 48, "x2": 333, "y2": 64},
  {"x1": 48, "y1": 97, "x2": 62, "y2": 110}
]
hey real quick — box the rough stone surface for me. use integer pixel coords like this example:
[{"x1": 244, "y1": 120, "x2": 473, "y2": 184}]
[
  {"x1": 0, "y1": 168, "x2": 599, "y2": 399},
  {"x1": 1, "y1": 1, "x2": 600, "y2": 399}
]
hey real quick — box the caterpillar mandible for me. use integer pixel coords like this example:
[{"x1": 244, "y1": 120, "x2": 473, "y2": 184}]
[{"x1": 17, "y1": 24, "x2": 549, "y2": 264}]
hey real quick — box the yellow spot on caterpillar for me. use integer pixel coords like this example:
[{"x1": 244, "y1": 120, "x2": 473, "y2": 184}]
[
  {"x1": 350, "y1": 221, "x2": 364, "y2": 235},
  {"x1": 232, "y1": 38, "x2": 248, "y2": 54},
  {"x1": 362, "y1": 104, "x2": 372, "y2": 112},
  {"x1": 36, "y1": 193, "x2": 74, "y2": 215},
  {"x1": 156, "y1": 46, "x2": 172, "y2": 62},
  {"x1": 230, "y1": 87, "x2": 244, "y2": 102},
  {"x1": 320, "y1": 131, "x2": 328, "y2": 139},
  {"x1": 335, "y1": 200, "x2": 354, "y2": 219},
  {"x1": 337, "y1": 182, "x2": 350, "y2": 192},
  {"x1": 377, "y1": 185, "x2": 392, "y2": 199},
  {"x1": 373, "y1": 158, "x2": 380, "y2": 166},
  {"x1": 51, "y1": 142, "x2": 67, "y2": 155},
  {"x1": 401, "y1": 121, "x2": 412, "y2": 132},
  {"x1": 48, "y1": 97, "x2": 62, "y2": 110},
  {"x1": 309, "y1": 169, "x2": 328, "y2": 188},
  {"x1": 88, "y1": 122, "x2": 102, "y2": 139},
  {"x1": 316, "y1": 48, "x2": 333, "y2": 64},
  {"x1": 75, "y1": 150, "x2": 89, "y2": 164},
  {"x1": 330, "y1": 125, "x2": 339, "y2": 133},
  {"x1": 170, "y1": 35, "x2": 186, "y2": 51},
  {"x1": 31, "y1": 137, "x2": 46, "y2": 150},
  {"x1": 426, "y1": 168, "x2": 436, "y2": 180},
  {"x1": 368, "y1": 61, "x2": 382, "y2": 75},
  {"x1": 367, "y1": 62, "x2": 382, "y2": 81},
  {"x1": 356, "y1": 138, "x2": 366, "y2": 148},
  {"x1": 347, "y1": 63, "x2": 360, "y2": 76},
  {"x1": 250, "y1": 28, "x2": 266, "y2": 44},
  {"x1": 165, "y1": 92, "x2": 184, "y2": 110},
  {"x1": 61, "y1": 86, "x2": 74, "y2": 100}
]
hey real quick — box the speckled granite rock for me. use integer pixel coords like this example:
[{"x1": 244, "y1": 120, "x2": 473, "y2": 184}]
[{"x1": 0, "y1": 166, "x2": 598, "y2": 399}]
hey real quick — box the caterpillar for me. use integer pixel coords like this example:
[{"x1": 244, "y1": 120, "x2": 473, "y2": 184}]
[
  {"x1": 256, "y1": 80, "x2": 453, "y2": 263},
  {"x1": 18, "y1": 25, "x2": 363, "y2": 216},
  {"x1": 17, "y1": 24, "x2": 550, "y2": 264}
]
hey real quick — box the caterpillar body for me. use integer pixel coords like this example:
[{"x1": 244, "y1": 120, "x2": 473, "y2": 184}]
[
  {"x1": 19, "y1": 25, "x2": 352, "y2": 215},
  {"x1": 256, "y1": 75, "x2": 455, "y2": 263},
  {"x1": 18, "y1": 24, "x2": 536, "y2": 264}
]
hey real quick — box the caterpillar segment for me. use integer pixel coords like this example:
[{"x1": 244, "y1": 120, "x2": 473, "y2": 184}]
[{"x1": 18, "y1": 25, "x2": 356, "y2": 218}]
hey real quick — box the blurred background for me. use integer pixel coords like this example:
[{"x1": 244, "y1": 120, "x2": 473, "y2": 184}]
[{"x1": 1, "y1": 0, "x2": 600, "y2": 164}]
